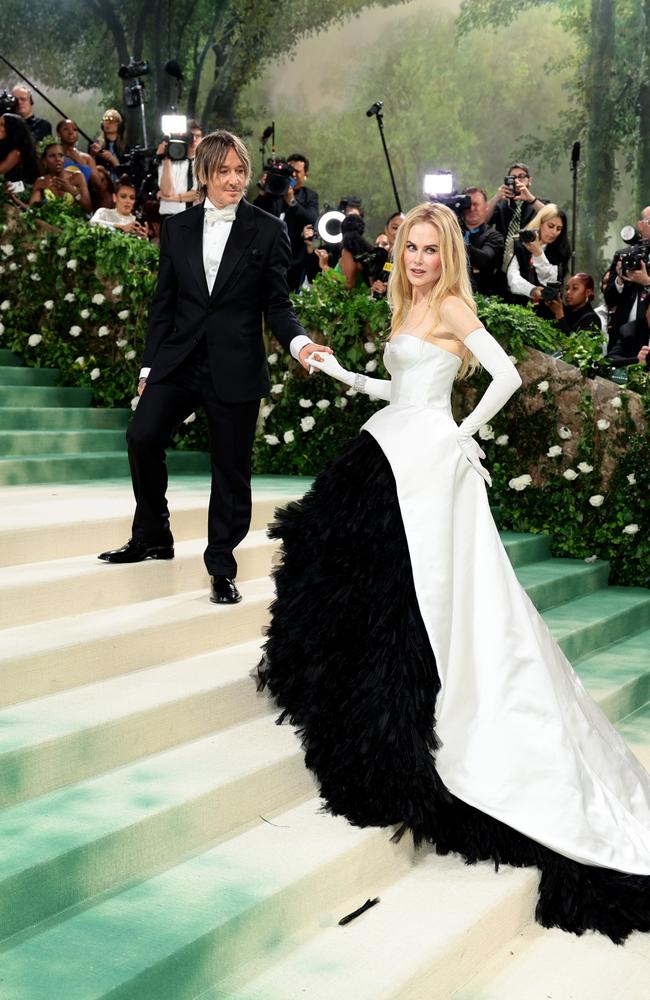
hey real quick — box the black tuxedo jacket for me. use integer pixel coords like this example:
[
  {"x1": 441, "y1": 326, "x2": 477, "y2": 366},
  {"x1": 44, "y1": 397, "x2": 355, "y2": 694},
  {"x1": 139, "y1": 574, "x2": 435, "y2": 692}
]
[{"x1": 142, "y1": 198, "x2": 306, "y2": 402}]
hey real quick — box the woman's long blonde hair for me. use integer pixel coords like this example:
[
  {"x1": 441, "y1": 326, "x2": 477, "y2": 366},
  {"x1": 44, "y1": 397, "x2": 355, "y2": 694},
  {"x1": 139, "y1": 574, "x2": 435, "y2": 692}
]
[
  {"x1": 527, "y1": 202, "x2": 560, "y2": 233},
  {"x1": 387, "y1": 202, "x2": 478, "y2": 379}
]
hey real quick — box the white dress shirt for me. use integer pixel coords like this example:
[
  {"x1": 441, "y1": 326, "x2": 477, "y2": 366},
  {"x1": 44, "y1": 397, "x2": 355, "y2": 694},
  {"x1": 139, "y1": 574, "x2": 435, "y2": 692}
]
[{"x1": 507, "y1": 244, "x2": 558, "y2": 298}]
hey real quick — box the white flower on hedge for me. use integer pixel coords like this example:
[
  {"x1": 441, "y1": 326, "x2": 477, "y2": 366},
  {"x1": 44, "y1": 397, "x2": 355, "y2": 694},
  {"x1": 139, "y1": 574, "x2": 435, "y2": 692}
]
[
  {"x1": 264, "y1": 434, "x2": 279, "y2": 445},
  {"x1": 584, "y1": 555, "x2": 598, "y2": 563},
  {"x1": 26, "y1": 252, "x2": 37, "y2": 263},
  {"x1": 627, "y1": 473, "x2": 637, "y2": 485},
  {"x1": 117, "y1": 309, "x2": 129, "y2": 320},
  {"x1": 74, "y1": 356, "x2": 85, "y2": 366},
  {"x1": 334, "y1": 397, "x2": 347, "y2": 409},
  {"x1": 610, "y1": 396, "x2": 622, "y2": 409},
  {"x1": 622, "y1": 523, "x2": 639, "y2": 535},
  {"x1": 183, "y1": 412, "x2": 196, "y2": 424},
  {"x1": 261, "y1": 404, "x2": 274, "y2": 419},
  {"x1": 509, "y1": 474, "x2": 532, "y2": 491},
  {"x1": 64, "y1": 292, "x2": 75, "y2": 302},
  {"x1": 0, "y1": 300, "x2": 9, "y2": 311},
  {"x1": 31, "y1": 273, "x2": 41, "y2": 282},
  {"x1": 364, "y1": 341, "x2": 377, "y2": 353},
  {"x1": 478, "y1": 424, "x2": 494, "y2": 441},
  {"x1": 0, "y1": 322, "x2": 4, "y2": 334},
  {"x1": 1, "y1": 244, "x2": 14, "y2": 256},
  {"x1": 299, "y1": 398, "x2": 313, "y2": 408},
  {"x1": 57, "y1": 247, "x2": 67, "y2": 257},
  {"x1": 346, "y1": 387, "x2": 357, "y2": 397},
  {"x1": 66, "y1": 259, "x2": 77, "y2": 270},
  {"x1": 365, "y1": 359, "x2": 378, "y2": 373},
  {"x1": 496, "y1": 434, "x2": 509, "y2": 446},
  {"x1": 112, "y1": 285, "x2": 123, "y2": 297},
  {"x1": 69, "y1": 325, "x2": 81, "y2": 337},
  {"x1": 90, "y1": 367, "x2": 100, "y2": 380},
  {"x1": 271, "y1": 384, "x2": 283, "y2": 395},
  {"x1": 8, "y1": 262, "x2": 17, "y2": 271},
  {"x1": 116, "y1": 338, "x2": 127, "y2": 348},
  {"x1": 508, "y1": 355, "x2": 517, "y2": 364},
  {"x1": 28, "y1": 334, "x2": 42, "y2": 347},
  {"x1": 577, "y1": 462, "x2": 593, "y2": 473},
  {"x1": 44, "y1": 300, "x2": 54, "y2": 310},
  {"x1": 589, "y1": 494, "x2": 604, "y2": 507},
  {"x1": 97, "y1": 326, "x2": 109, "y2": 337},
  {"x1": 558, "y1": 426, "x2": 572, "y2": 440},
  {"x1": 547, "y1": 445, "x2": 562, "y2": 457},
  {"x1": 316, "y1": 399, "x2": 330, "y2": 410},
  {"x1": 283, "y1": 429, "x2": 295, "y2": 443},
  {"x1": 130, "y1": 396, "x2": 139, "y2": 410},
  {"x1": 125, "y1": 349, "x2": 136, "y2": 360},
  {"x1": 267, "y1": 352, "x2": 278, "y2": 365},
  {"x1": 0, "y1": 264, "x2": 4, "y2": 274},
  {"x1": 563, "y1": 469, "x2": 579, "y2": 481},
  {"x1": 80, "y1": 309, "x2": 90, "y2": 319},
  {"x1": 300, "y1": 416, "x2": 315, "y2": 432},
  {"x1": 537, "y1": 380, "x2": 549, "y2": 392},
  {"x1": 92, "y1": 293, "x2": 105, "y2": 305},
  {"x1": 282, "y1": 371, "x2": 289, "y2": 381},
  {"x1": 596, "y1": 419, "x2": 610, "y2": 431}
]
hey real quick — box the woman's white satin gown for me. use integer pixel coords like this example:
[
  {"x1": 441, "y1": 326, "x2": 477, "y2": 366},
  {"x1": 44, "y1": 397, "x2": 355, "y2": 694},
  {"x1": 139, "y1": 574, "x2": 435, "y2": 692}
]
[{"x1": 361, "y1": 334, "x2": 650, "y2": 876}]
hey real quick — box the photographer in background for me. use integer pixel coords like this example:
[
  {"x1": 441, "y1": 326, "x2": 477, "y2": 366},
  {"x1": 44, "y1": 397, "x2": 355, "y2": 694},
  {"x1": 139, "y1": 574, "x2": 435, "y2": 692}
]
[
  {"x1": 545, "y1": 273, "x2": 605, "y2": 340},
  {"x1": 314, "y1": 214, "x2": 373, "y2": 290},
  {"x1": 0, "y1": 112, "x2": 39, "y2": 191},
  {"x1": 11, "y1": 85, "x2": 52, "y2": 142},
  {"x1": 603, "y1": 206, "x2": 650, "y2": 350},
  {"x1": 487, "y1": 162, "x2": 548, "y2": 290},
  {"x1": 254, "y1": 153, "x2": 319, "y2": 290},
  {"x1": 157, "y1": 120, "x2": 203, "y2": 222},
  {"x1": 89, "y1": 109, "x2": 127, "y2": 181},
  {"x1": 506, "y1": 204, "x2": 570, "y2": 318},
  {"x1": 461, "y1": 186, "x2": 504, "y2": 296},
  {"x1": 369, "y1": 210, "x2": 404, "y2": 297}
]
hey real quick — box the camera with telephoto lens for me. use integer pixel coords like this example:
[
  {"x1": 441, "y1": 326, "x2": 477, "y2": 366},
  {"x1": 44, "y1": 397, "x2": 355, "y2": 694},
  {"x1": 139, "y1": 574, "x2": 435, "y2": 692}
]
[
  {"x1": 540, "y1": 281, "x2": 562, "y2": 302},
  {"x1": 261, "y1": 158, "x2": 295, "y2": 197},
  {"x1": 620, "y1": 244, "x2": 650, "y2": 276},
  {"x1": 0, "y1": 91, "x2": 18, "y2": 115},
  {"x1": 519, "y1": 228, "x2": 537, "y2": 243},
  {"x1": 118, "y1": 60, "x2": 150, "y2": 81}
]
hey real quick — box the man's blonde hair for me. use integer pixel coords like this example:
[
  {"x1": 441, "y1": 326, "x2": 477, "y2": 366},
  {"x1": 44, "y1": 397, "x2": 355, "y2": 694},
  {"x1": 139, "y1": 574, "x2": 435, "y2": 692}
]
[{"x1": 194, "y1": 130, "x2": 251, "y2": 194}]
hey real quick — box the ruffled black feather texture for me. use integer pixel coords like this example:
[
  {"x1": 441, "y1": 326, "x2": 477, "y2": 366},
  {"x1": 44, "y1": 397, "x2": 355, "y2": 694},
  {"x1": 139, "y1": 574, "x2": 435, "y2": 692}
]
[{"x1": 257, "y1": 431, "x2": 650, "y2": 944}]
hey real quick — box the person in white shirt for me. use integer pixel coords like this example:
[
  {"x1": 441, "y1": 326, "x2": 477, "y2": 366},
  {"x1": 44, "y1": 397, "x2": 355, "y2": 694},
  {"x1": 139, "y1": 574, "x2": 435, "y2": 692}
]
[
  {"x1": 89, "y1": 175, "x2": 148, "y2": 238},
  {"x1": 157, "y1": 120, "x2": 203, "y2": 219},
  {"x1": 506, "y1": 203, "x2": 570, "y2": 304}
]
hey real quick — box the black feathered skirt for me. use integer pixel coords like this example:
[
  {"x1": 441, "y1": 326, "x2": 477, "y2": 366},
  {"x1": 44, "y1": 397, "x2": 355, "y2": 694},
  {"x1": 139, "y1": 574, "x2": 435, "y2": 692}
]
[{"x1": 257, "y1": 431, "x2": 650, "y2": 943}]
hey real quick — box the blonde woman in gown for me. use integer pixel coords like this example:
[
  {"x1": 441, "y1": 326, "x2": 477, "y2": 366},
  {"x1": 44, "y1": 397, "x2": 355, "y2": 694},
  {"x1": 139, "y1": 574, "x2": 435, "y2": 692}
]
[{"x1": 257, "y1": 202, "x2": 650, "y2": 942}]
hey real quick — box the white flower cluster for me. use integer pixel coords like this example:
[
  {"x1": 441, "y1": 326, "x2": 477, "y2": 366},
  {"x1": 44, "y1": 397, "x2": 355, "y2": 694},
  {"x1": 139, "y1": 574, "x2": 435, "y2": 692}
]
[{"x1": 509, "y1": 474, "x2": 532, "y2": 491}]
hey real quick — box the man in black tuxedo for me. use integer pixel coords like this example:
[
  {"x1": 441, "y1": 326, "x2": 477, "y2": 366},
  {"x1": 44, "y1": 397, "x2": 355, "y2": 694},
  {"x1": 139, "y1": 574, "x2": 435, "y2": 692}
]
[
  {"x1": 99, "y1": 130, "x2": 328, "y2": 604},
  {"x1": 603, "y1": 206, "x2": 650, "y2": 350}
]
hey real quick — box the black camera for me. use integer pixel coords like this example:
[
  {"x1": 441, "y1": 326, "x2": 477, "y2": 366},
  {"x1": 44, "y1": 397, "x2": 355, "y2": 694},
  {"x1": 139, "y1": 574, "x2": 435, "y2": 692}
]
[
  {"x1": 0, "y1": 90, "x2": 18, "y2": 115},
  {"x1": 118, "y1": 60, "x2": 150, "y2": 80},
  {"x1": 519, "y1": 228, "x2": 537, "y2": 243},
  {"x1": 504, "y1": 175, "x2": 518, "y2": 197},
  {"x1": 540, "y1": 281, "x2": 562, "y2": 301},
  {"x1": 261, "y1": 158, "x2": 295, "y2": 197},
  {"x1": 431, "y1": 193, "x2": 471, "y2": 216},
  {"x1": 620, "y1": 245, "x2": 650, "y2": 275}
]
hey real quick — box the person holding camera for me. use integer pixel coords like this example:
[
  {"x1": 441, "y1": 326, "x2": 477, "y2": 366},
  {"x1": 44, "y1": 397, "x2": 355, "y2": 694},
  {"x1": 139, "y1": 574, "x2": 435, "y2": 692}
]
[
  {"x1": 506, "y1": 204, "x2": 570, "y2": 316},
  {"x1": 603, "y1": 206, "x2": 650, "y2": 350},
  {"x1": 486, "y1": 162, "x2": 548, "y2": 287},
  {"x1": 89, "y1": 110, "x2": 127, "y2": 182},
  {"x1": 11, "y1": 85, "x2": 52, "y2": 142},
  {"x1": 157, "y1": 120, "x2": 203, "y2": 222},
  {"x1": 545, "y1": 273, "x2": 605, "y2": 340},
  {"x1": 0, "y1": 112, "x2": 39, "y2": 191},
  {"x1": 253, "y1": 154, "x2": 319, "y2": 291},
  {"x1": 461, "y1": 186, "x2": 504, "y2": 296}
]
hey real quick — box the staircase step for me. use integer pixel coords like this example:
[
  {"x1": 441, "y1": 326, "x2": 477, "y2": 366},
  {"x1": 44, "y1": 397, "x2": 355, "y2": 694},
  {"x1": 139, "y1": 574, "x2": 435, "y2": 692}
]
[
  {"x1": 0, "y1": 578, "x2": 274, "y2": 706},
  {"x1": 0, "y1": 716, "x2": 314, "y2": 941},
  {"x1": 514, "y1": 557, "x2": 610, "y2": 612},
  {"x1": 542, "y1": 587, "x2": 650, "y2": 662},
  {"x1": 574, "y1": 627, "x2": 650, "y2": 722},
  {"x1": 0, "y1": 529, "x2": 278, "y2": 628},
  {"x1": 497, "y1": 531, "x2": 550, "y2": 567},
  {"x1": 0, "y1": 384, "x2": 92, "y2": 407},
  {"x1": 0, "y1": 365, "x2": 60, "y2": 385},
  {"x1": 0, "y1": 429, "x2": 126, "y2": 456},
  {"x1": 0, "y1": 406, "x2": 131, "y2": 430},
  {"x1": 0, "y1": 639, "x2": 265, "y2": 807},
  {"x1": 0, "y1": 448, "x2": 209, "y2": 485},
  {"x1": 0, "y1": 348, "x2": 22, "y2": 366},
  {"x1": 0, "y1": 798, "x2": 415, "y2": 999},
  {"x1": 222, "y1": 857, "x2": 538, "y2": 1000}
]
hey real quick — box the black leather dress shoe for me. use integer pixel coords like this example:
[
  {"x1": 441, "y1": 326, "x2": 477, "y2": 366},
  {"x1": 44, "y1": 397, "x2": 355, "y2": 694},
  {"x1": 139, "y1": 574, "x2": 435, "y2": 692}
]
[
  {"x1": 210, "y1": 575, "x2": 241, "y2": 604},
  {"x1": 98, "y1": 538, "x2": 174, "y2": 563}
]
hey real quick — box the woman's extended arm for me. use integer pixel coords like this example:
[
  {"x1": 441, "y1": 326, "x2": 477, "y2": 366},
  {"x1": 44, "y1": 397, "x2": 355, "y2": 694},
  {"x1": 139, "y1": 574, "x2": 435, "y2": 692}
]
[{"x1": 307, "y1": 351, "x2": 391, "y2": 401}]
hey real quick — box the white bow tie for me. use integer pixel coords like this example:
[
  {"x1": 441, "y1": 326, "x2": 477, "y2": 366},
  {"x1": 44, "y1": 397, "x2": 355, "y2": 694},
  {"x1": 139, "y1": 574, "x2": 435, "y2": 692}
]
[{"x1": 205, "y1": 204, "x2": 237, "y2": 224}]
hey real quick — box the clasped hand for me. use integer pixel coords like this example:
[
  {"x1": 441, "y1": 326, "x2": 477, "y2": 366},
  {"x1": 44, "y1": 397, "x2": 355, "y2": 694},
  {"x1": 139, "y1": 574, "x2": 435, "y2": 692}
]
[
  {"x1": 306, "y1": 352, "x2": 348, "y2": 380},
  {"x1": 457, "y1": 435, "x2": 492, "y2": 486}
]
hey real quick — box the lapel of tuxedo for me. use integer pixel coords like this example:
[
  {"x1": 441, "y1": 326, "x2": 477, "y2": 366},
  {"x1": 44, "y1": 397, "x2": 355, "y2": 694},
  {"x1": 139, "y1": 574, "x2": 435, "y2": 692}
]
[
  {"x1": 180, "y1": 205, "x2": 210, "y2": 300},
  {"x1": 209, "y1": 198, "x2": 257, "y2": 302}
]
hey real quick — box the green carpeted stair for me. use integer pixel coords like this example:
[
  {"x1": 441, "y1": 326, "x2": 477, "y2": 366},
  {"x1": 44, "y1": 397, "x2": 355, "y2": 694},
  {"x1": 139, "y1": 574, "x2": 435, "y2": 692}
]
[
  {"x1": 0, "y1": 478, "x2": 648, "y2": 999},
  {"x1": 0, "y1": 349, "x2": 209, "y2": 484}
]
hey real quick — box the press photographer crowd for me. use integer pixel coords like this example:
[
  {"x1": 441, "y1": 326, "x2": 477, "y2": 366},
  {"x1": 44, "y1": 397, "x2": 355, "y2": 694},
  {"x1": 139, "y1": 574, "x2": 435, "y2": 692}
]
[{"x1": 1, "y1": 81, "x2": 649, "y2": 374}]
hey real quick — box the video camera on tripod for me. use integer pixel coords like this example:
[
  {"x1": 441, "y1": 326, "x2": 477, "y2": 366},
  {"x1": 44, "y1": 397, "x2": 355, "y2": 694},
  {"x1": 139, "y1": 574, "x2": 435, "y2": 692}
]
[
  {"x1": 423, "y1": 171, "x2": 470, "y2": 216},
  {"x1": 260, "y1": 157, "x2": 296, "y2": 198}
]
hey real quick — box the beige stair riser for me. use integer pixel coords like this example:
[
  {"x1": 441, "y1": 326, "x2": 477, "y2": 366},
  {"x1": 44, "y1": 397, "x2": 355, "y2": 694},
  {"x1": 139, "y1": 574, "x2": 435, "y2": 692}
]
[
  {"x1": 0, "y1": 596, "x2": 271, "y2": 708},
  {"x1": 0, "y1": 672, "x2": 268, "y2": 809},
  {"x1": 0, "y1": 497, "x2": 283, "y2": 568},
  {"x1": 0, "y1": 753, "x2": 313, "y2": 942},
  {"x1": 0, "y1": 537, "x2": 279, "y2": 629}
]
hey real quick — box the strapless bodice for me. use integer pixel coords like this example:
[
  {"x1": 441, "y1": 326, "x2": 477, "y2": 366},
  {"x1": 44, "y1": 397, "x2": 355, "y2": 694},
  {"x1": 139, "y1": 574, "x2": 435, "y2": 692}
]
[{"x1": 383, "y1": 335, "x2": 460, "y2": 411}]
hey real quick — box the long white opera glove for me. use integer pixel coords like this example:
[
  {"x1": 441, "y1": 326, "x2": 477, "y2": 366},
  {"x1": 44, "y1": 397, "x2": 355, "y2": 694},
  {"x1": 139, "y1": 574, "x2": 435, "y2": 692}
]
[
  {"x1": 307, "y1": 352, "x2": 391, "y2": 401},
  {"x1": 457, "y1": 327, "x2": 522, "y2": 485}
]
